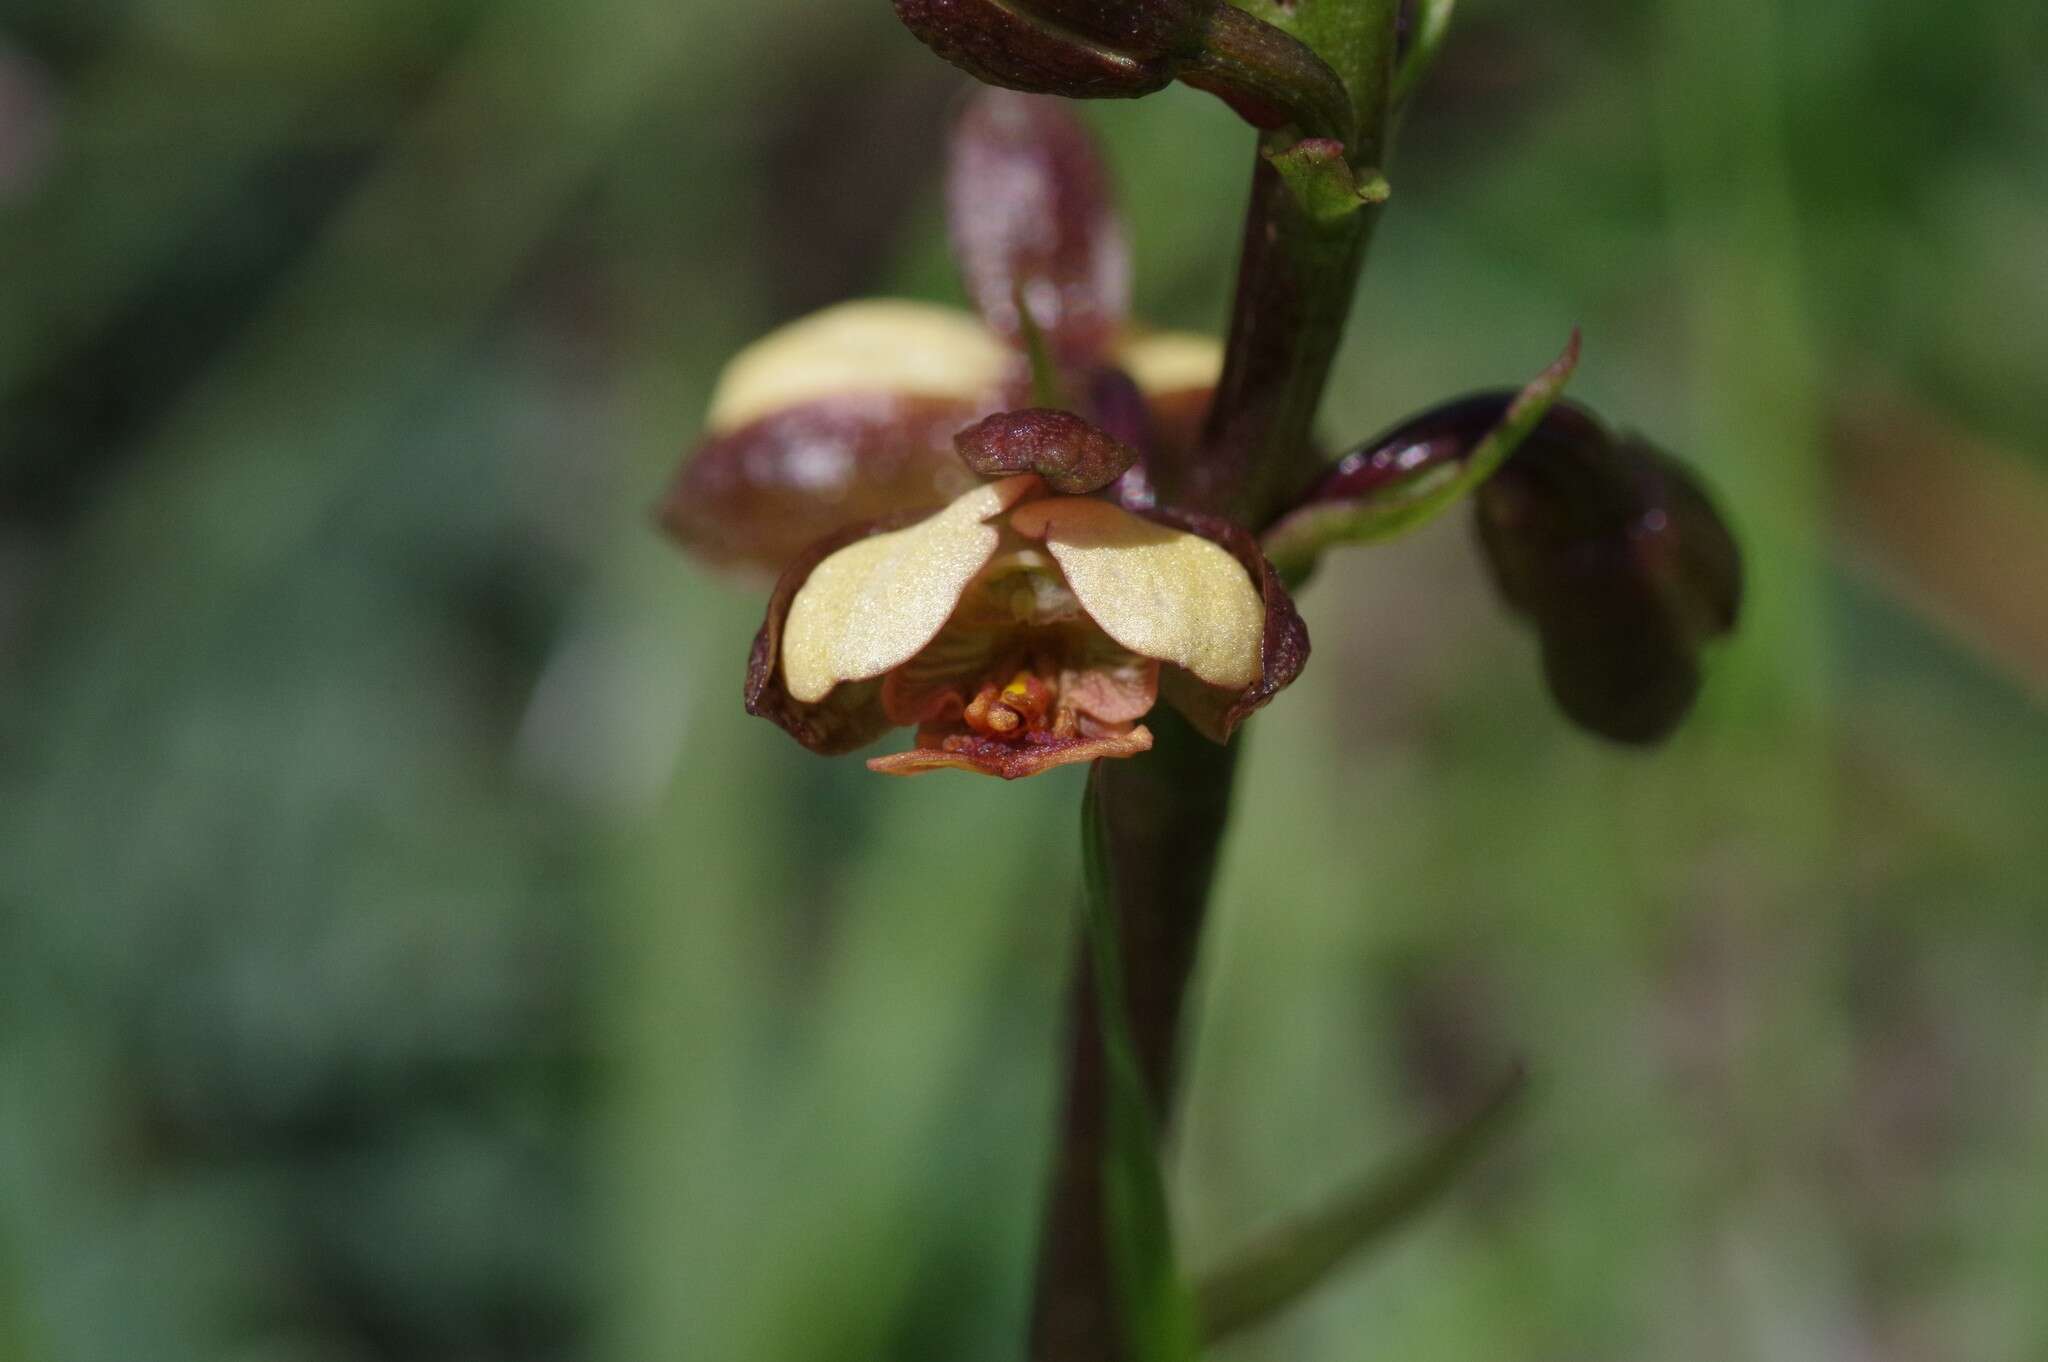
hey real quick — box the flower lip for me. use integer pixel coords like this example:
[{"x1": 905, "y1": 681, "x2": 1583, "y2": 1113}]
[
  {"x1": 868, "y1": 725, "x2": 1155, "y2": 780},
  {"x1": 746, "y1": 469, "x2": 1309, "y2": 776}
]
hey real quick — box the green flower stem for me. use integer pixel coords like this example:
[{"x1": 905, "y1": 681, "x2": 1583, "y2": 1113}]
[
  {"x1": 1182, "y1": 157, "x2": 1376, "y2": 521},
  {"x1": 1031, "y1": 711, "x2": 1236, "y2": 1362},
  {"x1": 1183, "y1": 4, "x2": 1356, "y2": 142},
  {"x1": 1167, "y1": 0, "x2": 1400, "y2": 525},
  {"x1": 1082, "y1": 768, "x2": 1201, "y2": 1362},
  {"x1": 1030, "y1": 3, "x2": 1407, "y2": 1360}
]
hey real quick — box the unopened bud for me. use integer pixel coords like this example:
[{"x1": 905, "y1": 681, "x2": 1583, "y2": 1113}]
[
  {"x1": 894, "y1": 0, "x2": 1203, "y2": 99},
  {"x1": 1475, "y1": 417, "x2": 1742, "y2": 745}
]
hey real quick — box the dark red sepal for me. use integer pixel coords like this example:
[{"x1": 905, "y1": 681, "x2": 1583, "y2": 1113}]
[
  {"x1": 661, "y1": 394, "x2": 984, "y2": 575},
  {"x1": 947, "y1": 89, "x2": 1129, "y2": 363}
]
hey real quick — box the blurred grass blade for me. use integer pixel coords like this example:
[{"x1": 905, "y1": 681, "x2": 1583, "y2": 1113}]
[
  {"x1": 1195, "y1": 1063, "x2": 1529, "y2": 1345},
  {"x1": 1082, "y1": 767, "x2": 1199, "y2": 1362},
  {"x1": 1393, "y1": 0, "x2": 1458, "y2": 107}
]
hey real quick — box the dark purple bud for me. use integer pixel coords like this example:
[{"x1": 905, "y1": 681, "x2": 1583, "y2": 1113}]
[
  {"x1": 896, "y1": 0, "x2": 1352, "y2": 137},
  {"x1": 895, "y1": 0, "x2": 1200, "y2": 99},
  {"x1": 954, "y1": 407, "x2": 1139, "y2": 494},
  {"x1": 1474, "y1": 416, "x2": 1742, "y2": 745},
  {"x1": 948, "y1": 90, "x2": 1129, "y2": 365},
  {"x1": 1275, "y1": 368, "x2": 1739, "y2": 744}
]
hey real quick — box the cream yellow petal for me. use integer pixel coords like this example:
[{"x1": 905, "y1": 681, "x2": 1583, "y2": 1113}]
[
  {"x1": 1011, "y1": 497, "x2": 1263, "y2": 690},
  {"x1": 1112, "y1": 329, "x2": 1223, "y2": 398},
  {"x1": 782, "y1": 475, "x2": 1038, "y2": 703},
  {"x1": 707, "y1": 300, "x2": 1012, "y2": 433}
]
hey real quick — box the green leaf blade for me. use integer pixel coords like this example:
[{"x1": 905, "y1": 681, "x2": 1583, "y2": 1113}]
[
  {"x1": 1081, "y1": 767, "x2": 1200, "y2": 1362},
  {"x1": 1195, "y1": 1064, "x2": 1529, "y2": 1345}
]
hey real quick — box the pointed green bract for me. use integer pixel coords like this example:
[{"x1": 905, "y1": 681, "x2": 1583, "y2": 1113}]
[
  {"x1": 1393, "y1": 0, "x2": 1458, "y2": 107},
  {"x1": 1266, "y1": 138, "x2": 1390, "y2": 224},
  {"x1": 1013, "y1": 283, "x2": 1071, "y2": 410},
  {"x1": 1261, "y1": 331, "x2": 1581, "y2": 580}
]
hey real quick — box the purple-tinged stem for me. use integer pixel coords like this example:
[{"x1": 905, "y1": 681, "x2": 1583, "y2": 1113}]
[{"x1": 1029, "y1": 3, "x2": 1404, "y2": 1358}]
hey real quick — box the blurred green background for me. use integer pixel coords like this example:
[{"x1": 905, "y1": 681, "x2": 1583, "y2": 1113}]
[{"x1": 4, "y1": 1, "x2": 2045, "y2": 1359}]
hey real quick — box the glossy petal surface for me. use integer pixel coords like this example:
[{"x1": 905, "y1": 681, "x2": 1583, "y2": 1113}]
[
  {"x1": 781, "y1": 475, "x2": 1038, "y2": 703},
  {"x1": 706, "y1": 299, "x2": 1010, "y2": 433},
  {"x1": 1011, "y1": 496, "x2": 1263, "y2": 689}
]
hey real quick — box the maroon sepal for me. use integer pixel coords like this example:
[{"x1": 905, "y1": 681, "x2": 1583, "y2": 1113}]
[
  {"x1": 1145, "y1": 505, "x2": 1310, "y2": 742},
  {"x1": 660, "y1": 394, "x2": 985, "y2": 575},
  {"x1": 742, "y1": 510, "x2": 932, "y2": 756},
  {"x1": 947, "y1": 90, "x2": 1129, "y2": 364},
  {"x1": 954, "y1": 407, "x2": 1139, "y2": 494}
]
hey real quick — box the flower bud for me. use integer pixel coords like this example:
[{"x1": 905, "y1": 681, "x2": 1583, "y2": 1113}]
[
  {"x1": 1273, "y1": 381, "x2": 1739, "y2": 745},
  {"x1": 1474, "y1": 416, "x2": 1742, "y2": 745},
  {"x1": 894, "y1": 0, "x2": 1204, "y2": 99}
]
